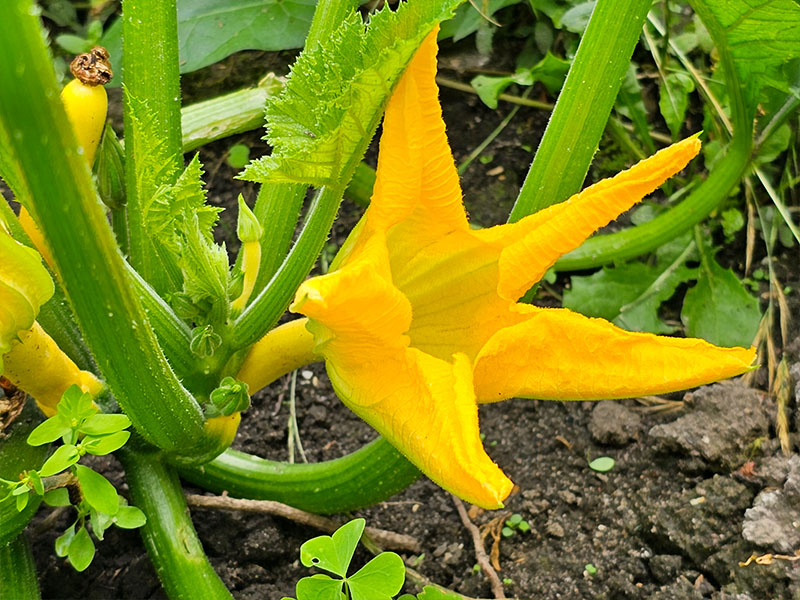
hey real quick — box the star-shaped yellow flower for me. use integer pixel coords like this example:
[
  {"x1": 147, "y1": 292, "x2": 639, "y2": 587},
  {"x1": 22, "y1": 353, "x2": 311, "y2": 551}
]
[{"x1": 290, "y1": 29, "x2": 756, "y2": 509}]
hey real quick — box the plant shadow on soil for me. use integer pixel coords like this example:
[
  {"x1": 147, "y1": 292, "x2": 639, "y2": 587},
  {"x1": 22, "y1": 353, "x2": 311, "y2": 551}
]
[{"x1": 24, "y1": 32, "x2": 800, "y2": 600}]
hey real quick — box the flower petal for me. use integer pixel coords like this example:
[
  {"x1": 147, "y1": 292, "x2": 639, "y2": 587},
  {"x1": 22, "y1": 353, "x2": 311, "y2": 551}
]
[
  {"x1": 473, "y1": 305, "x2": 756, "y2": 403},
  {"x1": 291, "y1": 244, "x2": 512, "y2": 509},
  {"x1": 476, "y1": 136, "x2": 701, "y2": 301},
  {"x1": 356, "y1": 28, "x2": 467, "y2": 262}
]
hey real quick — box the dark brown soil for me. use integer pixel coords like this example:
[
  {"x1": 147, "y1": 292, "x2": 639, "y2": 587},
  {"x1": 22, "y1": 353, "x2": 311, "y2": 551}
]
[{"x1": 20, "y1": 17, "x2": 800, "y2": 600}]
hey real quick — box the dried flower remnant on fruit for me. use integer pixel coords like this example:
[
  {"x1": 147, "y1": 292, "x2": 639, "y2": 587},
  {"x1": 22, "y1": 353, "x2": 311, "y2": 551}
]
[{"x1": 70, "y1": 46, "x2": 113, "y2": 87}]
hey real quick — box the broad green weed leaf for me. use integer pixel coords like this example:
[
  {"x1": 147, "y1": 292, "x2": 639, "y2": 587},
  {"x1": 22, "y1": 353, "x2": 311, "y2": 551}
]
[
  {"x1": 564, "y1": 237, "x2": 696, "y2": 335},
  {"x1": 295, "y1": 574, "x2": 344, "y2": 600},
  {"x1": 114, "y1": 505, "x2": 147, "y2": 529},
  {"x1": 55, "y1": 524, "x2": 75, "y2": 557},
  {"x1": 43, "y1": 488, "x2": 70, "y2": 507},
  {"x1": 75, "y1": 464, "x2": 119, "y2": 516},
  {"x1": 659, "y1": 72, "x2": 695, "y2": 139},
  {"x1": 79, "y1": 413, "x2": 131, "y2": 436},
  {"x1": 681, "y1": 252, "x2": 760, "y2": 347},
  {"x1": 68, "y1": 526, "x2": 95, "y2": 572},
  {"x1": 300, "y1": 518, "x2": 365, "y2": 577},
  {"x1": 692, "y1": 0, "x2": 800, "y2": 109},
  {"x1": 40, "y1": 444, "x2": 80, "y2": 477},
  {"x1": 100, "y1": 0, "x2": 316, "y2": 85},
  {"x1": 82, "y1": 430, "x2": 131, "y2": 456},
  {"x1": 27, "y1": 414, "x2": 71, "y2": 446},
  {"x1": 241, "y1": 0, "x2": 466, "y2": 188},
  {"x1": 347, "y1": 552, "x2": 405, "y2": 600},
  {"x1": 472, "y1": 52, "x2": 569, "y2": 108},
  {"x1": 440, "y1": 0, "x2": 520, "y2": 42}
]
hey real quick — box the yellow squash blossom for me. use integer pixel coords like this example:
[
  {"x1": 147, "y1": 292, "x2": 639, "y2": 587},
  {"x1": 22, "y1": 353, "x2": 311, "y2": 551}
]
[
  {"x1": 1, "y1": 219, "x2": 102, "y2": 416},
  {"x1": 289, "y1": 30, "x2": 756, "y2": 509}
]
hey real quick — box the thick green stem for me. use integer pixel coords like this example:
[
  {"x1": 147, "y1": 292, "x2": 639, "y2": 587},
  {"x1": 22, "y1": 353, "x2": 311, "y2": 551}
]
[
  {"x1": 0, "y1": 534, "x2": 40, "y2": 600},
  {"x1": 121, "y1": 449, "x2": 232, "y2": 600},
  {"x1": 180, "y1": 437, "x2": 420, "y2": 514},
  {"x1": 0, "y1": 1, "x2": 209, "y2": 454},
  {"x1": 181, "y1": 76, "x2": 283, "y2": 152},
  {"x1": 510, "y1": 0, "x2": 652, "y2": 220},
  {"x1": 122, "y1": 0, "x2": 184, "y2": 293},
  {"x1": 552, "y1": 0, "x2": 756, "y2": 271}
]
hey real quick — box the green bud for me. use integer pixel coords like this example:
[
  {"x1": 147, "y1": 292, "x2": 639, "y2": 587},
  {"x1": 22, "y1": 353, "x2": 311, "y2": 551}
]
[
  {"x1": 94, "y1": 126, "x2": 126, "y2": 210},
  {"x1": 236, "y1": 195, "x2": 263, "y2": 243},
  {"x1": 189, "y1": 325, "x2": 222, "y2": 359},
  {"x1": 206, "y1": 376, "x2": 250, "y2": 418}
]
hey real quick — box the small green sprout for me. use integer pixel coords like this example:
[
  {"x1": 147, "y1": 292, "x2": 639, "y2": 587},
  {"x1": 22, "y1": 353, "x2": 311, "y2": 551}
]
[
  {"x1": 588, "y1": 456, "x2": 616, "y2": 473},
  {"x1": 282, "y1": 518, "x2": 405, "y2": 600},
  {"x1": 502, "y1": 513, "x2": 531, "y2": 537},
  {"x1": 502, "y1": 577, "x2": 513, "y2": 585},
  {"x1": 226, "y1": 142, "x2": 251, "y2": 168},
  {"x1": 585, "y1": 563, "x2": 598, "y2": 576}
]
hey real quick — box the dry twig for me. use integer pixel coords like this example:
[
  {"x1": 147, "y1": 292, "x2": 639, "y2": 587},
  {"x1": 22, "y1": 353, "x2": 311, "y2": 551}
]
[
  {"x1": 452, "y1": 496, "x2": 507, "y2": 599},
  {"x1": 185, "y1": 493, "x2": 421, "y2": 553}
]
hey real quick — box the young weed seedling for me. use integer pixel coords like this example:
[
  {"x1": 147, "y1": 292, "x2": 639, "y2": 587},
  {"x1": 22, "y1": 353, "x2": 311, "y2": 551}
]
[
  {"x1": 0, "y1": 385, "x2": 145, "y2": 571},
  {"x1": 501, "y1": 513, "x2": 531, "y2": 538},
  {"x1": 283, "y1": 518, "x2": 404, "y2": 600}
]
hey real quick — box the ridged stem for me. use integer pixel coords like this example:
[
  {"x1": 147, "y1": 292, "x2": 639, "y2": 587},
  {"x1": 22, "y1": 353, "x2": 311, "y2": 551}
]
[
  {"x1": 180, "y1": 438, "x2": 419, "y2": 514},
  {"x1": 510, "y1": 0, "x2": 652, "y2": 220},
  {"x1": 0, "y1": 534, "x2": 40, "y2": 600},
  {"x1": 120, "y1": 448, "x2": 232, "y2": 600}
]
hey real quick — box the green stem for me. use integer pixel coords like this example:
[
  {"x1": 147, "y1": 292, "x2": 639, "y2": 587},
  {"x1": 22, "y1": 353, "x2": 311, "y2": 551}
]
[
  {"x1": 180, "y1": 437, "x2": 420, "y2": 514},
  {"x1": 553, "y1": 0, "x2": 756, "y2": 271},
  {"x1": 231, "y1": 185, "x2": 344, "y2": 351},
  {"x1": 122, "y1": 0, "x2": 184, "y2": 293},
  {"x1": 120, "y1": 448, "x2": 232, "y2": 600},
  {"x1": 0, "y1": 1, "x2": 209, "y2": 454},
  {"x1": 305, "y1": 0, "x2": 360, "y2": 51},
  {"x1": 509, "y1": 0, "x2": 652, "y2": 220},
  {"x1": 0, "y1": 534, "x2": 40, "y2": 600},
  {"x1": 181, "y1": 76, "x2": 283, "y2": 152},
  {"x1": 251, "y1": 183, "x2": 307, "y2": 299}
]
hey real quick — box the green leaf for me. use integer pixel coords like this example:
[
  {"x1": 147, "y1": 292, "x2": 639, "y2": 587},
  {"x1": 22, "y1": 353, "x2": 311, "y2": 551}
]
[
  {"x1": 227, "y1": 143, "x2": 251, "y2": 169},
  {"x1": 439, "y1": 0, "x2": 520, "y2": 42},
  {"x1": 561, "y1": 1, "x2": 595, "y2": 34},
  {"x1": 27, "y1": 415, "x2": 71, "y2": 446},
  {"x1": 82, "y1": 430, "x2": 131, "y2": 456},
  {"x1": 681, "y1": 251, "x2": 761, "y2": 347},
  {"x1": 416, "y1": 587, "x2": 462, "y2": 600},
  {"x1": 692, "y1": 0, "x2": 800, "y2": 109},
  {"x1": 55, "y1": 33, "x2": 91, "y2": 54},
  {"x1": 90, "y1": 507, "x2": 114, "y2": 541},
  {"x1": 563, "y1": 237, "x2": 696, "y2": 334},
  {"x1": 471, "y1": 52, "x2": 570, "y2": 108},
  {"x1": 75, "y1": 464, "x2": 119, "y2": 516},
  {"x1": 113, "y1": 505, "x2": 147, "y2": 529},
  {"x1": 658, "y1": 71, "x2": 695, "y2": 139},
  {"x1": 43, "y1": 488, "x2": 71, "y2": 507},
  {"x1": 55, "y1": 524, "x2": 75, "y2": 557},
  {"x1": 15, "y1": 490, "x2": 29, "y2": 511},
  {"x1": 40, "y1": 445, "x2": 80, "y2": 477},
  {"x1": 240, "y1": 0, "x2": 466, "y2": 188},
  {"x1": 68, "y1": 526, "x2": 95, "y2": 572},
  {"x1": 295, "y1": 574, "x2": 344, "y2": 600},
  {"x1": 79, "y1": 414, "x2": 132, "y2": 436},
  {"x1": 57, "y1": 385, "x2": 97, "y2": 423},
  {"x1": 589, "y1": 456, "x2": 615, "y2": 472},
  {"x1": 301, "y1": 518, "x2": 365, "y2": 578},
  {"x1": 347, "y1": 552, "x2": 405, "y2": 600},
  {"x1": 100, "y1": 0, "x2": 317, "y2": 85}
]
